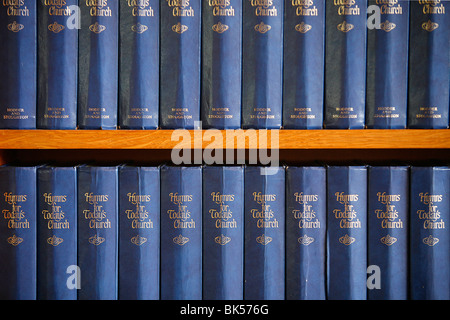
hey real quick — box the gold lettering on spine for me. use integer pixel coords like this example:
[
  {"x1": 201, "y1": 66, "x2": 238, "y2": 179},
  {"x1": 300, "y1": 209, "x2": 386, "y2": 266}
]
[
  {"x1": 419, "y1": 0, "x2": 446, "y2": 14},
  {"x1": 2, "y1": 192, "x2": 30, "y2": 230},
  {"x1": 332, "y1": 0, "x2": 360, "y2": 16},
  {"x1": 249, "y1": 0, "x2": 278, "y2": 16},
  {"x1": 2, "y1": 0, "x2": 29, "y2": 16}
]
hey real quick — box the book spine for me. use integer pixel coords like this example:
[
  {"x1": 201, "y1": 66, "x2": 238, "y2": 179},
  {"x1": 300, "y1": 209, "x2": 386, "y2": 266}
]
[
  {"x1": 77, "y1": 166, "x2": 118, "y2": 300},
  {"x1": 244, "y1": 166, "x2": 285, "y2": 300},
  {"x1": 0, "y1": 0, "x2": 36, "y2": 129},
  {"x1": 410, "y1": 166, "x2": 450, "y2": 300},
  {"x1": 242, "y1": 0, "x2": 283, "y2": 129},
  {"x1": 160, "y1": 0, "x2": 201, "y2": 129},
  {"x1": 327, "y1": 166, "x2": 367, "y2": 300},
  {"x1": 0, "y1": 166, "x2": 36, "y2": 300},
  {"x1": 366, "y1": 0, "x2": 409, "y2": 129},
  {"x1": 37, "y1": 166, "x2": 77, "y2": 300},
  {"x1": 408, "y1": 1, "x2": 449, "y2": 128},
  {"x1": 160, "y1": 166, "x2": 202, "y2": 300},
  {"x1": 201, "y1": 0, "x2": 242, "y2": 129},
  {"x1": 368, "y1": 166, "x2": 408, "y2": 300},
  {"x1": 118, "y1": 166, "x2": 160, "y2": 300},
  {"x1": 283, "y1": 0, "x2": 325, "y2": 129},
  {"x1": 78, "y1": 0, "x2": 118, "y2": 129},
  {"x1": 119, "y1": 0, "x2": 159, "y2": 129},
  {"x1": 37, "y1": 0, "x2": 78, "y2": 129},
  {"x1": 202, "y1": 166, "x2": 244, "y2": 300},
  {"x1": 324, "y1": 0, "x2": 367, "y2": 129},
  {"x1": 286, "y1": 166, "x2": 326, "y2": 300}
]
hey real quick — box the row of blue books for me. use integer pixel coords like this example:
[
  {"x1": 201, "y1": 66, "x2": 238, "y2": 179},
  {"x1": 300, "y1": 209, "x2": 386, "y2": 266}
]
[
  {"x1": 1, "y1": 164, "x2": 449, "y2": 300},
  {"x1": 0, "y1": 0, "x2": 448, "y2": 130}
]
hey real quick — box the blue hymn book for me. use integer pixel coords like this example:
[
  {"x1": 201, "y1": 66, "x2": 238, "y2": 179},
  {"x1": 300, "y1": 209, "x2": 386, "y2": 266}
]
[
  {"x1": 77, "y1": 166, "x2": 118, "y2": 300},
  {"x1": 242, "y1": 0, "x2": 283, "y2": 129},
  {"x1": 0, "y1": 166, "x2": 36, "y2": 300},
  {"x1": 37, "y1": 0, "x2": 78, "y2": 129},
  {"x1": 408, "y1": 1, "x2": 449, "y2": 128},
  {"x1": 283, "y1": 0, "x2": 325, "y2": 129},
  {"x1": 286, "y1": 166, "x2": 326, "y2": 300},
  {"x1": 118, "y1": 166, "x2": 160, "y2": 300},
  {"x1": 201, "y1": 0, "x2": 242, "y2": 129},
  {"x1": 324, "y1": 0, "x2": 367, "y2": 129},
  {"x1": 37, "y1": 166, "x2": 77, "y2": 300},
  {"x1": 368, "y1": 166, "x2": 408, "y2": 300},
  {"x1": 410, "y1": 166, "x2": 450, "y2": 300},
  {"x1": 119, "y1": 0, "x2": 159, "y2": 129},
  {"x1": 202, "y1": 166, "x2": 244, "y2": 300},
  {"x1": 366, "y1": 0, "x2": 409, "y2": 129},
  {"x1": 160, "y1": 165, "x2": 202, "y2": 300},
  {"x1": 160, "y1": 0, "x2": 201, "y2": 129},
  {"x1": 244, "y1": 166, "x2": 285, "y2": 300},
  {"x1": 78, "y1": 0, "x2": 118, "y2": 129},
  {"x1": 327, "y1": 166, "x2": 367, "y2": 300},
  {"x1": 0, "y1": 0, "x2": 36, "y2": 129}
]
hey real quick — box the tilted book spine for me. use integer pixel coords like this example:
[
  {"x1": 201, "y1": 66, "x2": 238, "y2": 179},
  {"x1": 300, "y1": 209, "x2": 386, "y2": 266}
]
[
  {"x1": 160, "y1": 0, "x2": 201, "y2": 129},
  {"x1": 37, "y1": 166, "x2": 77, "y2": 300},
  {"x1": 37, "y1": 0, "x2": 78, "y2": 129},
  {"x1": 0, "y1": 0, "x2": 36, "y2": 129},
  {"x1": 324, "y1": 0, "x2": 367, "y2": 129},
  {"x1": 242, "y1": 0, "x2": 283, "y2": 129},
  {"x1": 78, "y1": 0, "x2": 118, "y2": 129},
  {"x1": 283, "y1": 0, "x2": 325, "y2": 129},
  {"x1": 119, "y1": 0, "x2": 159, "y2": 129},
  {"x1": 366, "y1": 0, "x2": 409, "y2": 129},
  {"x1": 202, "y1": 166, "x2": 244, "y2": 300},
  {"x1": 201, "y1": 0, "x2": 242, "y2": 129},
  {"x1": 118, "y1": 166, "x2": 160, "y2": 300},
  {"x1": 0, "y1": 166, "x2": 36, "y2": 300},
  {"x1": 286, "y1": 166, "x2": 326, "y2": 300}
]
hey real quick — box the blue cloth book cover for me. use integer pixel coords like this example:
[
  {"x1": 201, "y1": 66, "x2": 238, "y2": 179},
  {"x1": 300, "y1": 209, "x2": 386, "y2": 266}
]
[
  {"x1": 327, "y1": 166, "x2": 367, "y2": 300},
  {"x1": 201, "y1": 0, "x2": 242, "y2": 129},
  {"x1": 324, "y1": 0, "x2": 367, "y2": 129},
  {"x1": 118, "y1": 166, "x2": 160, "y2": 300},
  {"x1": 77, "y1": 166, "x2": 118, "y2": 300},
  {"x1": 286, "y1": 166, "x2": 326, "y2": 300},
  {"x1": 366, "y1": 0, "x2": 409, "y2": 129},
  {"x1": 410, "y1": 166, "x2": 450, "y2": 300},
  {"x1": 242, "y1": 0, "x2": 283, "y2": 129},
  {"x1": 78, "y1": 0, "x2": 118, "y2": 129},
  {"x1": 283, "y1": 0, "x2": 325, "y2": 129},
  {"x1": 0, "y1": 0, "x2": 36, "y2": 129},
  {"x1": 368, "y1": 166, "x2": 408, "y2": 300},
  {"x1": 244, "y1": 166, "x2": 285, "y2": 300},
  {"x1": 37, "y1": 0, "x2": 78, "y2": 129},
  {"x1": 37, "y1": 166, "x2": 77, "y2": 300},
  {"x1": 160, "y1": 165, "x2": 202, "y2": 300},
  {"x1": 202, "y1": 166, "x2": 244, "y2": 300},
  {"x1": 0, "y1": 166, "x2": 36, "y2": 300},
  {"x1": 160, "y1": 0, "x2": 201, "y2": 129},
  {"x1": 119, "y1": 0, "x2": 159, "y2": 129},
  {"x1": 408, "y1": 1, "x2": 449, "y2": 128}
]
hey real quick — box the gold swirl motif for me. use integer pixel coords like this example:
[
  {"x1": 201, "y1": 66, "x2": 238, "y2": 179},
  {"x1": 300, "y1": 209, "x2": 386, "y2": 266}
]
[
  {"x1": 256, "y1": 234, "x2": 272, "y2": 245},
  {"x1": 380, "y1": 234, "x2": 397, "y2": 246},
  {"x1": 7, "y1": 234, "x2": 23, "y2": 246},
  {"x1": 7, "y1": 21, "x2": 24, "y2": 33},
  {"x1": 173, "y1": 234, "x2": 190, "y2": 246},
  {"x1": 212, "y1": 22, "x2": 229, "y2": 34},
  {"x1": 295, "y1": 22, "x2": 312, "y2": 34},
  {"x1": 131, "y1": 235, "x2": 147, "y2": 246},
  {"x1": 48, "y1": 21, "x2": 65, "y2": 34},
  {"x1": 339, "y1": 234, "x2": 355, "y2": 246},
  {"x1": 298, "y1": 235, "x2": 315, "y2": 246},
  {"x1": 380, "y1": 20, "x2": 396, "y2": 32},
  {"x1": 254, "y1": 22, "x2": 271, "y2": 34},
  {"x1": 172, "y1": 22, "x2": 188, "y2": 34},
  {"x1": 215, "y1": 234, "x2": 231, "y2": 245},
  {"x1": 88, "y1": 234, "x2": 105, "y2": 246},
  {"x1": 423, "y1": 235, "x2": 439, "y2": 247},
  {"x1": 131, "y1": 23, "x2": 148, "y2": 34},
  {"x1": 89, "y1": 22, "x2": 106, "y2": 34},
  {"x1": 422, "y1": 20, "x2": 439, "y2": 32},
  {"x1": 47, "y1": 235, "x2": 64, "y2": 247},
  {"x1": 337, "y1": 21, "x2": 354, "y2": 33}
]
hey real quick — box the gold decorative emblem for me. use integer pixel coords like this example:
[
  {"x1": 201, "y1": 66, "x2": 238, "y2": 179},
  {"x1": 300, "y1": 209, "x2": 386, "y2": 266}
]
[
  {"x1": 254, "y1": 22, "x2": 271, "y2": 34},
  {"x1": 422, "y1": 20, "x2": 439, "y2": 32},
  {"x1": 7, "y1": 21, "x2": 24, "y2": 33},
  {"x1": 295, "y1": 22, "x2": 312, "y2": 34},
  {"x1": 131, "y1": 235, "x2": 147, "y2": 246},
  {"x1": 7, "y1": 234, "x2": 23, "y2": 246},
  {"x1": 89, "y1": 22, "x2": 106, "y2": 34},
  {"x1": 89, "y1": 234, "x2": 105, "y2": 246},
  {"x1": 215, "y1": 234, "x2": 231, "y2": 245},
  {"x1": 380, "y1": 234, "x2": 397, "y2": 246},
  {"x1": 173, "y1": 234, "x2": 189, "y2": 246},
  {"x1": 298, "y1": 235, "x2": 315, "y2": 246},
  {"x1": 339, "y1": 234, "x2": 355, "y2": 246},
  {"x1": 131, "y1": 23, "x2": 148, "y2": 34},
  {"x1": 337, "y1": 21, "x2": 354, "y2": 33},
  {"x1": 48, "y1": 21, "x2": 65, "y2": 34},
  {"x1": 47, "y1": 235, "x2": 64, "y2": 247},
  {"x1": 256, "y1": 234, "x2": 272, "y2": 245},
  {"x1": 380, "y1": 20, "x2": 396, "y2": 32},
  {"x1": 212, "y1": 22, "x2": 229, "y2": 34},
  {"x1": 172, "y1": 22, "x2": 188, "y2": 34},
  {"x1": 423, "y1": 235, "x2": 439, "y2": 247}
]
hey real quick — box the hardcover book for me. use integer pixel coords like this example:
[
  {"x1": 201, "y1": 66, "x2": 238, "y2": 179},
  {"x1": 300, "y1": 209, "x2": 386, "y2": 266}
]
[
  {"x1": 244, "y1": 166, "x2": 285, "y2": 300},
  {"x1": 286, "y1": 166, "x2": 326, "y2": 300},
  {"x1": 37, "y1": 0, "x2": 78, "y2": 129},
  {"x1": 77, "y1": 166, "x2": 118, "y2": 300},
  {"x1": 160, "y1": 0, "x2": 201, "y2": 129},
  {"x1": 327, "y1": 166, "x2": 367, "y2": 300},
  {"x1": 119, "y1": 0, "x2": 159, "y2": 129},
  {"x1": 242, "y1": 0, "x2": 283, "y2": 129},
  {"x1": 37, "y1": 166, "x2": 77, "y2": 300},
  {"x1": 202, "y1": 166, "x2": 244, "y2": 300},
  {"x1": 324, "y1": 0, "x2": 367, "y2": 129},
  {"x1": 78, "y1": 0, "x2": 118, "y2": 129},
  {"x1": 283, "y1": 0, "x2": 325, "y2": 129},
  {"x1": 118, "y1": 166, "x2": 160, "y2": 300},
  {"x1": 0, "y1": 0, "x2": 36, "y2": 129},
  {"x1": 160, "y1": 165, "x2": 202, "y2": 300},
  {"x1": 0, "y1": 166, "x2": 36, "y2": 299}
]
